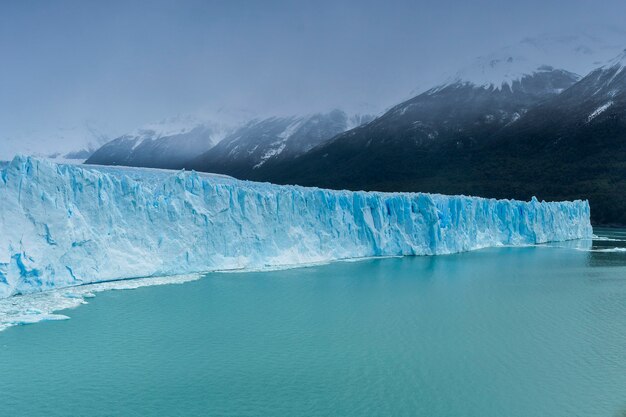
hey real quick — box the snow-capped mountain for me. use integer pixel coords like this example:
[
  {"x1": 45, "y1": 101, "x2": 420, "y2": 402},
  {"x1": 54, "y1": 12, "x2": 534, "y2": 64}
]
[
  {"x1": 263, "y1": 37, "x2": 626, "y2": 173},
  {"x1": 489, "y1": 48, "x2": 626, "y2": 155},
  {"x1": 569, "y1": 49, "x2": 626, "y2": 113},
  {"x1": 335, "y1": 41, "x2": 587, "y2": 154},
  {"x1": 446, "y1": 56, "x2": 579, "y2": 92},
  {"x1": 311, "y1": 66, "x2": 578, "y2": 154},
  {"x1": 479, "y1": 48, "x2": 626, "y2": 224},
  {"x1": 86, "y1": 116, "x2": 233, "y2": 169},
  {"x1": 515, "y1": 30, "x2": 626, "y2": 75},
  {"x1": 85, "y1": 110, "x2": 373, "y2": 174},
  {"x1": 407, "y1": 29, "x2": 625, "y2": 98},
  {"x1": 80, "y1": 37, "x2": 626, "y2": 225},
  {"x1": 494, "y1": 49, "x2": 626, "y2": 136},
  {"x1": 249, "y1": 49, "x2": 626, "y2": 225},
  {"x1": 187, "y1": 110, "x2": 373, "y2": 176},
  {"x1": 243, "y1": 66, "x2": 578, "y2": 193}
]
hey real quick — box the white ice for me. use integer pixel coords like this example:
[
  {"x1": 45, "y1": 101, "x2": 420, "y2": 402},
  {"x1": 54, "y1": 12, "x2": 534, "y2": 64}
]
[{"x1": 0, "y1": 156, "x2": 593, "y2": 300}]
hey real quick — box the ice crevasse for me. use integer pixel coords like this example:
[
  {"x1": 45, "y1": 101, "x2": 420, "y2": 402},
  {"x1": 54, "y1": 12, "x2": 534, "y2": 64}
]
[{"x1": 0, "y1": 156, "x2": 592, "y2": 298}]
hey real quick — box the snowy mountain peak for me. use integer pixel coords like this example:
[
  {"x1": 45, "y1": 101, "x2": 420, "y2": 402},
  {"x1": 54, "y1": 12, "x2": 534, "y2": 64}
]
[
  {"x1": 422, "y1": 30, "x2": 625, "y2": 95},
  {"x1": 121, "y1": 115, "x2": 237, "y2": 152},
  {"x1": 449, "y1": 53, "x2": 542, "y2": 90},
  {"x1": 186, "y1": 109, "x2": 375, "y2": 175},
  {"x1": 86, "y1": 115, "x2": 240, "y2": 169},
  {"x1": 577, "y1": 49, "x2": 626, "y2": 96},
  {"x1": 444, "y1": 51, "x2": 579, "y2": 92},
  {"x1": 129, "y1": 115, "x2": 205, "y2": 142},
  {"x1": 604, "y1": 48, "x2": 626, "y2": 70}
]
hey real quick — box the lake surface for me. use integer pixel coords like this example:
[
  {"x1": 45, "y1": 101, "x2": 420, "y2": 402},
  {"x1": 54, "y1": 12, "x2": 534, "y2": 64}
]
[{"x1": 1, "y1": 229, "x2": 625, "y2": 417}]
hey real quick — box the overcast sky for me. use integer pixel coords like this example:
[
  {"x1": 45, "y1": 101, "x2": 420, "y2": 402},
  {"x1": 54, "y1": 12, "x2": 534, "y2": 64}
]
[{"x1": 1, "y1": 0, "x2": 625, "y2": 153}]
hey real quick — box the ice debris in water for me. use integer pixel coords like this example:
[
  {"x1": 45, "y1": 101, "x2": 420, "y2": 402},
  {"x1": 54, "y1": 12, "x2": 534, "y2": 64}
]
[{"x1": 0, "y1": 273, "x2": 201, "y2": 331}]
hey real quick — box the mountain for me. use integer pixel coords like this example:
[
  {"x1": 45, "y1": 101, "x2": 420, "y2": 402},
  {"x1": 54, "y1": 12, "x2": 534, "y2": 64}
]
[
  {"x1": 406, "y1": 29, "x2": 625, "y2": 98},
  {"x1": 318, "y1": 64, "x2": 578, "y2": 151},
  {"x1": 249, "y1": 63, "x2": 580, "y2": 184},
  {"x1": 251, "y1": 51, "x2": 626, "y2": 225},
  {"x1": 86, "y1": 117, "x2": 231, "y2": 169},
  {"x1": 186, "y1": 110, "x2": 373, "y2": 178},
  {"x1": 493, "y1": 50, "x2": 626, "y2": 140},
  {"x1": 478, "y1": 49, "x2": 626, "y2": 224},
  {"x1": 86, "y1": 110, "x2": 374, "y2": 174},
  {"x1": 83, "y1": 38, "x2": 626, "y2": 225}
]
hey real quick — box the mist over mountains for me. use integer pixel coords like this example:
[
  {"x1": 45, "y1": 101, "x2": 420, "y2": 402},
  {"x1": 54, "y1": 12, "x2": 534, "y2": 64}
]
[
  {"x1": 4, "y1": 28, "x2": 624, "y2": 158},
  {"x1": 80, "y1": 34, "x2": 626, "y2": 225},
  {"x1": 4, "y1": 31, "x2": 626, "y2": 225},
  {"x1": 254, "y1": 52, "x2": 626, "y2": 225},
  {"x1": 86, "y1": 110, "x2": 375, "y2": 173}
]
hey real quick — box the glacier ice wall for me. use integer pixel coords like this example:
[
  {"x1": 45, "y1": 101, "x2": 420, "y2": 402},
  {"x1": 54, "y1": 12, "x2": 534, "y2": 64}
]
[{"x1": 0, "y1": 156, "x2": 592, "y2": 298}]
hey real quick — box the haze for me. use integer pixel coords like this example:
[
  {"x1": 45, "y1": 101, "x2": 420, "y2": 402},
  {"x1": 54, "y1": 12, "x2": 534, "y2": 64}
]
[{"x1": 1, "y1": 0, "x2": 625, "y2": 157}]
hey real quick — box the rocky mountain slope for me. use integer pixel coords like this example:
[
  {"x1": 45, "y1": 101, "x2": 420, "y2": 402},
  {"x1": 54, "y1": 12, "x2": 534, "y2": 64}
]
[
  {"x1": 186, "y1": 110, "x2": 373, "y2": 177},
  {"x1": 86, "y1": 117, "x2": 230, "y2": 169}
]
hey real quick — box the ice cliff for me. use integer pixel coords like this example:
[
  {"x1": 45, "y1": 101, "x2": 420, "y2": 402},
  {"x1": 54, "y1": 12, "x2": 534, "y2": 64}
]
[{"x1": 0, "y1": 156, "x2": 592, "y2": 298}]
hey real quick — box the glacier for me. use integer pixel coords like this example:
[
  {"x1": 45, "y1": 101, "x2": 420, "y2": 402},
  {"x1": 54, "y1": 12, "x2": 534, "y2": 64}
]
[{"x1": 0, "y1": 155, "x2": 592, "y2": 299}]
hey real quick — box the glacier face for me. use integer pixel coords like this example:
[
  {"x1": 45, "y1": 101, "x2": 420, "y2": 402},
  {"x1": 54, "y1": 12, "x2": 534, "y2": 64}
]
[{"x1": 0, "y1": 156, "x2": 592, "y2": 299}]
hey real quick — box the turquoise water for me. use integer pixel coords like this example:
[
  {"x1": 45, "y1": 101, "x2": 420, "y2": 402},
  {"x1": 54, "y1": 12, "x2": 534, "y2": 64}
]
[{"x1": 1, "y1": 230, "x2": 625, "y2": 417}]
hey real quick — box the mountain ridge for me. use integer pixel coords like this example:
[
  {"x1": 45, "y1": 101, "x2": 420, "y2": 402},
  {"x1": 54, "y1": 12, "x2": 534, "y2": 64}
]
[
  {"x1": 82, "y1": 43, "x2": 626, "y2": 225},
  {"x1": 250, "y1": 50, "x2": 626, "y2": 225}
]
